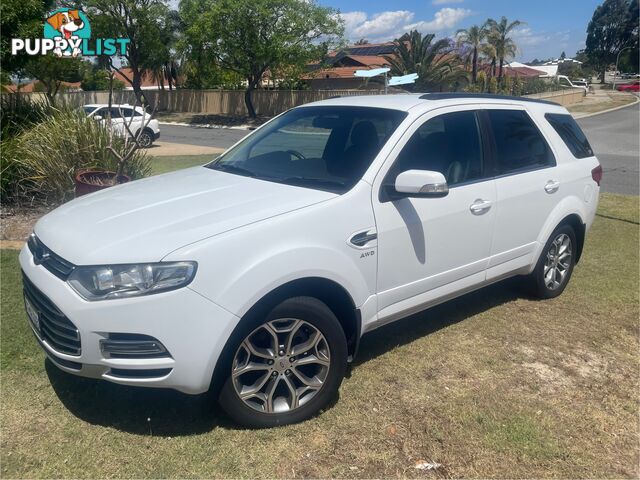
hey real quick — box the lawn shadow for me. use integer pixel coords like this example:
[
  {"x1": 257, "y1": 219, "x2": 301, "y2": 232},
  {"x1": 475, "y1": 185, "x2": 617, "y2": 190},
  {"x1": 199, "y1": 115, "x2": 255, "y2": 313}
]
[
  {"x1": 47, "y1": 277, "x2": 530, "y2": 435},
  {"x1": 353, "y1": 277, "x2": 528, "y2": 367},
  {"x1": 45, "y1": 361, "x2": 233, "y2": 436}
]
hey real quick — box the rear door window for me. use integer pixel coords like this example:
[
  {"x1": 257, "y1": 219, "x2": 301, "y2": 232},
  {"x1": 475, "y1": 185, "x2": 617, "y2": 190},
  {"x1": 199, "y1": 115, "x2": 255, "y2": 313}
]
[
  {"x1": 487, "y1": 109, "x2": 555, "y2": 175},
  {"x1": 545, "y1": 113, "x2": 594, "y2": 159}
]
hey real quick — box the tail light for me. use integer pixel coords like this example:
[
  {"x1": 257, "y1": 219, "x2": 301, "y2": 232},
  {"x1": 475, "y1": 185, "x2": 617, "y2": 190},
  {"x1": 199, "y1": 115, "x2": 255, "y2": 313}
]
[{"x1": 591, "y1": 165, "x2": 603, "y2": 186}]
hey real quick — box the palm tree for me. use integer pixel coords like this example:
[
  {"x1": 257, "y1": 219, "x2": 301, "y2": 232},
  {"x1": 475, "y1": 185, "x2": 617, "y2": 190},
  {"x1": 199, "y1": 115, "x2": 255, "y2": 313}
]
[
  {"x1": 456, "y1": 24, "x2": 487, "y2": 84},
  {"x1": 384, "y1": 30, "x2": 464, "y2": 92},
  {"x1": 485, "y1": 16, "x2": 524, "y2": 84},
  {"x1": 481, "y1": 42, "x2": 498, "y2": 79}
]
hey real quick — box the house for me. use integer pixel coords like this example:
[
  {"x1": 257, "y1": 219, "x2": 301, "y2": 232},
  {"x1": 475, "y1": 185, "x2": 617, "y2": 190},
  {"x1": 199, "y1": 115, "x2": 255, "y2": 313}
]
[
  {"x1": 304, "y1": 42, "x2": 396, "y2": 90},
  {"x1": 2, "y1": 80, "x2": 82, "y2": 93},
  {"x1": 521, "y1": 58, "x2": 583, "y2": 78},
  {"x1": 112, "y1": 68, "x2": 164, "y2": 90}
]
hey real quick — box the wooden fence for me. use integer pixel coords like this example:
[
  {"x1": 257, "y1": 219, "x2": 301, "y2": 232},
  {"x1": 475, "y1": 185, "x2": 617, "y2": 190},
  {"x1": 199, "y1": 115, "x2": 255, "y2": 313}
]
[{"x1": 1, "y1": 87, "x2": 585, "y2": 117}]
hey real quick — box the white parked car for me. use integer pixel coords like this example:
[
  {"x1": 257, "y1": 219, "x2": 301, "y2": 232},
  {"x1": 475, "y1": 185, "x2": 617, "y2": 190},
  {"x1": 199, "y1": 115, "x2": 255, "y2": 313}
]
[
  {"x1": 22, "y1": 94, "x2": 601, "y2": 427},
  {"x1": 556, "y1": 75, "x2": 589, "y2": 94},
  {"x1": 82, "y1": 104, "x2": 160, "y2": 148}
]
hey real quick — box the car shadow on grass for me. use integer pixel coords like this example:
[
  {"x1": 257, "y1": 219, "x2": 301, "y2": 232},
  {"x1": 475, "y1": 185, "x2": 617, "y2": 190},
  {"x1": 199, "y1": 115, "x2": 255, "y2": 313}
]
[
  {"x1": 352, "y1": 277, "x2": 527, "y2": 367},
  {"x1": 46, "y1": 277, "x2": 529, "y2": 435},
  {"x1": 45, "y1": 360, "x2": 229, "y2": 436}
]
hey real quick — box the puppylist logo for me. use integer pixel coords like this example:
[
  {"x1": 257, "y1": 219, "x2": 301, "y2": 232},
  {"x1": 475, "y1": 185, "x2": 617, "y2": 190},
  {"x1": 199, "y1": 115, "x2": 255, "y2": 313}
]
[{"x1": 11, "y1": 8, "x2": 129, "y2": 58}]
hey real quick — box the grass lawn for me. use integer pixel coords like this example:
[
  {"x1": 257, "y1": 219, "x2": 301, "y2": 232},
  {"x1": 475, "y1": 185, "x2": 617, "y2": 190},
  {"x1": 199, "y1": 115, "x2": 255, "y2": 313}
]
[
  {"x1": 149, "y1": 154, "x2": 217, "y2": 176},
  {"x1": 1, "y1": 194, "x2": 638, "y2": 478}
]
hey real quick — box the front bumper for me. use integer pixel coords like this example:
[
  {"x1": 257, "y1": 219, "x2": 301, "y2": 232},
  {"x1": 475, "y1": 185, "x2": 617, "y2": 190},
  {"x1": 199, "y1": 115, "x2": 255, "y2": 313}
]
[{"x1": 19, "y1": 246, "x2": 239, "y2": 394}]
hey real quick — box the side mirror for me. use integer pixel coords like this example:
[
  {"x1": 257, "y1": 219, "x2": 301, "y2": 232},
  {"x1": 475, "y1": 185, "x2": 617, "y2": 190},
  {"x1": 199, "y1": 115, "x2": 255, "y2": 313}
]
[
  {"x1": 93, "y1": 115, "x2": 103, "y2": 121},
  {"x1": 393, "y1": 169, "x2": 449, "y2": 198}
]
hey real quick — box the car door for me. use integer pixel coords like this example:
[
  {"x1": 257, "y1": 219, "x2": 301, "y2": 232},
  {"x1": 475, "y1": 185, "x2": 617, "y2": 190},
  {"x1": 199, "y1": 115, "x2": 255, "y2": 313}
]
[
  {"x1": 481, "y1": 107, "x2": 560, "y2": 280},
  {"x1": 372, "y1": 107, "x2": 497, "y2": 321}
]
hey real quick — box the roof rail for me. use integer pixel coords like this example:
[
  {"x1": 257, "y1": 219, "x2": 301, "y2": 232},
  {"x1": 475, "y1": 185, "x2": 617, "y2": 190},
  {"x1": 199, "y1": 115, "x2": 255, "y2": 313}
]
[{"x1": 418, "y1": 92, "x2": 558, "y2": 106}]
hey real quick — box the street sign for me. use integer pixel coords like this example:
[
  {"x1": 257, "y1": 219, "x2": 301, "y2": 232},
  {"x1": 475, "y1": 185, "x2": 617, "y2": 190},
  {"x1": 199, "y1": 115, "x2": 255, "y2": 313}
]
[
  {"x1": 388, "y1": 73, "x2": 418, "y2": 86},
  {"x1": 354, "y1": 67, "x2": 391, "y2": 78}
]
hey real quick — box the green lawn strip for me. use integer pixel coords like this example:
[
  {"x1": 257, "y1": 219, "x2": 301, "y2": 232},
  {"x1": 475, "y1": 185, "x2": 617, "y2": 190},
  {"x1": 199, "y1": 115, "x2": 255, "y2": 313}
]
[
  {"x1": 149, "y1": 154, "x2": 217, "y2": 176},
  {"x1": 1, "y1": 195, "x2": 638, "y2": 478},
  {"x1": 598, "y1": 192, "x2": 639, "y2": 224}
]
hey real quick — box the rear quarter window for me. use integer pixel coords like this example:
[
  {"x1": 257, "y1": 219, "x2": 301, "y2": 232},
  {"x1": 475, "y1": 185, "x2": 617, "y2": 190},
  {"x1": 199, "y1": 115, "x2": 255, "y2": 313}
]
[{"x1": 545, "y1": 113, "x2": 594, "y2": 159}]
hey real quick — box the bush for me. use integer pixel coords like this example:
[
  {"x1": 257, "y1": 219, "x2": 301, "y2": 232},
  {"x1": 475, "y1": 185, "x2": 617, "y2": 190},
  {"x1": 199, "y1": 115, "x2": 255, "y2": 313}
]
[{"x1": 4, "y1": 109, "x2": 150, "y2": 205}]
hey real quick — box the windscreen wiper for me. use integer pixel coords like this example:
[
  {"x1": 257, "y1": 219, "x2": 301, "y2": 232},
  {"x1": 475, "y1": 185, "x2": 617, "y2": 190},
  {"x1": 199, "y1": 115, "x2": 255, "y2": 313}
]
[
  {"x1": 209, "y1": 163, "x2": 256, "y2": 177},
  {"x1": 280, "y1": 176, "x2": 345, "y2": 190}
]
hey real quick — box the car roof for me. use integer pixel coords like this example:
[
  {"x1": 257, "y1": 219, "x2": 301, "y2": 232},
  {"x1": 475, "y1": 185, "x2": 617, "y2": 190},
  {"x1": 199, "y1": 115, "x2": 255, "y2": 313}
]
[
  {"x1": 302, "y1": 93, "x2": 566, "y2": 113},
  {"x1": 83, "y1": 104, "x2": 139, "y2": 108}
]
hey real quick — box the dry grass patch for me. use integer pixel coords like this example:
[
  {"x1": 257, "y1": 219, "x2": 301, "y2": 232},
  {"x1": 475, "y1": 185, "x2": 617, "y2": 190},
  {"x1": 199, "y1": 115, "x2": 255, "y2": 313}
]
[{"x1": 1, "y1": 193, "x2": 638, "y2": 478}]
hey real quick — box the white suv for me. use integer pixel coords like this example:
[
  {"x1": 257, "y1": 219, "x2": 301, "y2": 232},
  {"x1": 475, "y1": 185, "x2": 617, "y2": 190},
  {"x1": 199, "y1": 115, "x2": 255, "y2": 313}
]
[
  {"x1": 82, "y1": 104, "x2": 160, "y2": 148},
  {"x1": 22, "y1": 94, "x2": 601, "y2": 427}
]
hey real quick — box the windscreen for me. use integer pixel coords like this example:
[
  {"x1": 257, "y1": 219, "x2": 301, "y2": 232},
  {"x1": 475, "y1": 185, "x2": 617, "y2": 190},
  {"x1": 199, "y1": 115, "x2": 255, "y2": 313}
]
[{"x1": 206, "y1": 106, "x2": 407, "y2": 193}]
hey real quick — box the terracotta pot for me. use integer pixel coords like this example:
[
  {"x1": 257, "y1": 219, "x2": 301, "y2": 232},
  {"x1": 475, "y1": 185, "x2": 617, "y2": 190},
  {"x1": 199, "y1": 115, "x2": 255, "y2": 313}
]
[{"x1": 74, "y1": 169, "x2": 131, "y2": 197}]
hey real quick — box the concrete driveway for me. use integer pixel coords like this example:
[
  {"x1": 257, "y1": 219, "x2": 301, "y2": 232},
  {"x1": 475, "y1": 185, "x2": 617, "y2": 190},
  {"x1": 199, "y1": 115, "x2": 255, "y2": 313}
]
[{"x1": 159, "y1": 103, "x2": 639, "y2": 195}]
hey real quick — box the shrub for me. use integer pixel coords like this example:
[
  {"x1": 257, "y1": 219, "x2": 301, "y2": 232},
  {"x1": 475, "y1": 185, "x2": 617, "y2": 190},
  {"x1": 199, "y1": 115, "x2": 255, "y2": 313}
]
[
  {"x1": 512, "y1": 76, "x2": 524, "y2": 96},
  {"x1": 5, "y1": 109, "x2": 150, "y2": 205},
  {"x1": 1, "y1": 95, "x2": 52, "y2": 138},
  {"x1": 488, "y1": 77, "x2": 498, "y2": 93}
]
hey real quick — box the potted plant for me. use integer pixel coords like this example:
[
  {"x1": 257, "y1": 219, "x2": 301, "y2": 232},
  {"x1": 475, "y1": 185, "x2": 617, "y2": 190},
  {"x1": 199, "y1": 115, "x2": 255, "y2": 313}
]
[{"x1": 74, "y1": 72, "x2": 156, "y2": 196}]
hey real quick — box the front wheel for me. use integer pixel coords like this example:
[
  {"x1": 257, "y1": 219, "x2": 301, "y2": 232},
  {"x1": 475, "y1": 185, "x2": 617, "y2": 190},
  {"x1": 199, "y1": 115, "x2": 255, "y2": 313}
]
[
  {"x1": 219, "y1": 296, "x2": 347, "y2": 428},
  {"x1": 137, "y1": 129, "x2": 154, "y2": 148},
  {"x1": 528, "y1": 225, "x2": 577, "y2": 299}
]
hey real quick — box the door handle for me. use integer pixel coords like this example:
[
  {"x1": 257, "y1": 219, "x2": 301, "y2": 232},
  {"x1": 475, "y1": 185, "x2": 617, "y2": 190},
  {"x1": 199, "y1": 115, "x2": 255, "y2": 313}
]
[
  {"x1": 469, "y1": 199, "x2": 492, "y2": 215},
  {"x1": 544, "y1": 180, "x2": 560, "y2": 194}
]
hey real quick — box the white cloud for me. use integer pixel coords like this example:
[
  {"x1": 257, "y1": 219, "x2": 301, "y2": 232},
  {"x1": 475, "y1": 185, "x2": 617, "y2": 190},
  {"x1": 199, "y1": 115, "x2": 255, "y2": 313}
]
[
  {"x1": 352, "y1": 11, "x2": 415, "y2": 38},
  {"x1": 405, "y1": 8, "x2": 472, "y2": 32},
  {"x1": 432, "y1": 0, "x2": 464, "y2": 5},
  {"x1": 511, "y1": 27, "x2": 550, "y2": 47},
  {"x1": 339, "y1": 11, "x2": 368, "y2": 36},
  {"x1": 339, "y1": 8, "x2": 472, "y2": 42}
]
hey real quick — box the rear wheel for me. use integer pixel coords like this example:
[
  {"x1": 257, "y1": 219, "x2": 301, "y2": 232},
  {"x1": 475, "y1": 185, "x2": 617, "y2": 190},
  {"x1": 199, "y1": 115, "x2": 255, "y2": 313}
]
[
  {"x1": 529, "y1": 224, "x2": 577, "y2": 299},
  {"x1": 219, "y1": 296, "x2": 347, "y2": 428}
]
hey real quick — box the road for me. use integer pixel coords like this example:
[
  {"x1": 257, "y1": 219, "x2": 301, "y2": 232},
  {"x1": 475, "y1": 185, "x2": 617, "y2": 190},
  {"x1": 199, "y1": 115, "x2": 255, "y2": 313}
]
[
  {"x1": 160, "y1": 103, "x2": 639, "y2": 195},
  {"x1": 577, "y1": 102, "x2": 639, "y2": 195},
  {"x1": 160, "y1": 124, "x2": 248, "y2": 149}
]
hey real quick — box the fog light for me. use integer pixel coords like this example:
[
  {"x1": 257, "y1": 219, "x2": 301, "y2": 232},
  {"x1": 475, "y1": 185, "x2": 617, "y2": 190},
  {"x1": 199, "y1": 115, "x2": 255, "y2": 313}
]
[{"x1": 100, "y1": 333, "x2": 169, "y2": 358}]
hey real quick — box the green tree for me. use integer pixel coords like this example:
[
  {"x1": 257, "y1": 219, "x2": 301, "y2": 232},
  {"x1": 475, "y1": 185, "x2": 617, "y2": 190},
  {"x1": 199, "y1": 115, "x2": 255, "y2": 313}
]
[
  {"x1": 0, "y1": 0, "x2": 55, "y2": 82},
  {"x1": 81, "y1": 68, "x2": 124, "y2": 91},
  {"x1": 585, "y1": 0, "x2": 638, "y2": 82},
  {"x1": 385, "y1": 30, "x2": 465, "y2": 92},
  {"x1": 456, "y1": 24, "x2": 487, "y2": 84},
  {"x1": 85, "y1": 0, "x2": 171, "y2": 104},
  {"x1": 188, "y1": 0, "x2": 343, "y2": 117},
  {"x1": 23, "y1": 56, "x2": 83, "y2": 104},
  {"x1": 486, "y1": 16, "x2": 524, "y2": 85}
]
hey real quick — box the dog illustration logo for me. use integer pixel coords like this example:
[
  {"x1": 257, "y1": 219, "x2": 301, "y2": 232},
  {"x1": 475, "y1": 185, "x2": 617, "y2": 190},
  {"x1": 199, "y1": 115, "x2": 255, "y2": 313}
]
[{"x1": 44, "y1": 9, "x2": 91, "y2": 57}]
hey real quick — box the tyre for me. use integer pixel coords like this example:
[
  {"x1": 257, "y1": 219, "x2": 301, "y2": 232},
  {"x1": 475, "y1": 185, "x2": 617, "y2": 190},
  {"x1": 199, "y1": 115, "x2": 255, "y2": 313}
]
[
  {"x1": 137, "y1": 129, "x2": 154, "y2": 148},
  {"x1": 219, "y1": 296, "x2": 348, "y2": 428},
  {"x1": 528, "y1": 224, "x2": 577, "y2": 299}
]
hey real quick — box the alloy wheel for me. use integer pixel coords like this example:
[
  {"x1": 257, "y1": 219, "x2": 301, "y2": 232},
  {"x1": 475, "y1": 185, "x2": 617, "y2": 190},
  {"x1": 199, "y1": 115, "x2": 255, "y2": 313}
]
[
  {"x1": 231, "y1": 318, "x2": 331, "y2": 414},
  {"x1": 138, "y1": 132, "x2": 152, "y2": 148},
  {"x1": 543, "y1": 233, "x2": 572, "y2": 290}
]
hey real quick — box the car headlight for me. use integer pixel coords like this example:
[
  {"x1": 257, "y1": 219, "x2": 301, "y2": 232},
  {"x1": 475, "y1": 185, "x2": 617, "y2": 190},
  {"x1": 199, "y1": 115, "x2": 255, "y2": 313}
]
[{"x1": 67, "y1": 262, "x2": 197, "y2": 301}]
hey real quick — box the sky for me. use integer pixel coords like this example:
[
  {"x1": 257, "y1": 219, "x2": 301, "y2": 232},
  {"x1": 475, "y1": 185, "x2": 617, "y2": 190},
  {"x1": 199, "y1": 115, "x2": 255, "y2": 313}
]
[{"x1": 323, "y1": 0, "x2": 604, "y2": 62}]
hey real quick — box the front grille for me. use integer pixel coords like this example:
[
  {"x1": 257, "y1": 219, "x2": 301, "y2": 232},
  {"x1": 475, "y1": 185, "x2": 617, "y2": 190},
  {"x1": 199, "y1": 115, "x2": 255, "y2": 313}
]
[
  {"x1": 23, "y1": 273, "x2": 81, "y2": 356},
  {"x1": 27, "y1": 234, "x2": 75, "y2": 280}
]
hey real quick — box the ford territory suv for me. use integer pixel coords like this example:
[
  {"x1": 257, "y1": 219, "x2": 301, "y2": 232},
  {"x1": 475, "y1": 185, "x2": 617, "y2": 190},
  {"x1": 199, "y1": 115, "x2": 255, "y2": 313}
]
[{"x1": 21, "y1": 93, "x2": 601, "y2": 427}]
